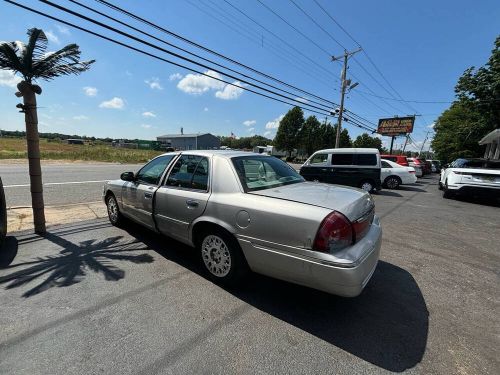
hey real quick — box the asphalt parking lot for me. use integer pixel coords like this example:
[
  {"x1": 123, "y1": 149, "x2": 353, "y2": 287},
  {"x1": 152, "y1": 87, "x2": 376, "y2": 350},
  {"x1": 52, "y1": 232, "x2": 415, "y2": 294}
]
[{"x1": 0, "y1": 175, "x2": 498, "y2": 374}]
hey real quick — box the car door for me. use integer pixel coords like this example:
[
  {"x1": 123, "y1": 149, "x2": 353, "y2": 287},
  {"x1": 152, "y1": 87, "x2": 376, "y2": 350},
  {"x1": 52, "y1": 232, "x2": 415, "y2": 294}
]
[
  {"x1": 154, "y1": 155, "x2": 210, "y2": 243},
  {"x1": 381, "y1": 160, "x2": 392, "y2": 182},
  {"x1": 121, "y1": 154, "x2": 176, "y2": 230},
  {"x1": 300, "y1": 152, "x2": 330, "y2": 182},
  {"x1": 330, "y1": 153, "x2": 355, "y2": 186}
]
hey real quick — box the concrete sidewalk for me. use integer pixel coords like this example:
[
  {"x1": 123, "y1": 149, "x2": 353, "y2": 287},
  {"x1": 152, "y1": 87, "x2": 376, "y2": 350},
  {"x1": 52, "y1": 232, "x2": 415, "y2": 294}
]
[{"x1": 7, "y1": 202, "x2": 107, "y2": 232}]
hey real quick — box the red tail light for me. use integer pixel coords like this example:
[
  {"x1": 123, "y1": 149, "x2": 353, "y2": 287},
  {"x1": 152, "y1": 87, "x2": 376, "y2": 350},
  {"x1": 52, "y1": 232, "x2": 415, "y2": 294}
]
[
  {"x1": 352, "y1": 208, "x2": 374, "y2": 241},
  {"x1": 313, "y1": 211, "x2": 353, "y2": 253}
]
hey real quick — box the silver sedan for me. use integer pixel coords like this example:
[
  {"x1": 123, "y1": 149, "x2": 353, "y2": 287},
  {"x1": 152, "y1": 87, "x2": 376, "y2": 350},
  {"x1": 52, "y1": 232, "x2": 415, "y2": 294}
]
[{"x1": 103, "y1": 151, "x2": 382, "y2": 297}]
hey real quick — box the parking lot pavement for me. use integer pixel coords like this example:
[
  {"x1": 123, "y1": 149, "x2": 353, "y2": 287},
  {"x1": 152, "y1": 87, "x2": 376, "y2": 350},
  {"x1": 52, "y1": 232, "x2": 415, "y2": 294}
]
[{"x1": 0, "y1": 175, "x2": 498, "y2": 374}]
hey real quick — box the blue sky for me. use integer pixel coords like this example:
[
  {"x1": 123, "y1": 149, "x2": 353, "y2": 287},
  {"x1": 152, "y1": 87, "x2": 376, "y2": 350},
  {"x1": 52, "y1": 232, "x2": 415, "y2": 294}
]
[{"x1": 1, "y1": 0, "x2": 499, "y2": 151}]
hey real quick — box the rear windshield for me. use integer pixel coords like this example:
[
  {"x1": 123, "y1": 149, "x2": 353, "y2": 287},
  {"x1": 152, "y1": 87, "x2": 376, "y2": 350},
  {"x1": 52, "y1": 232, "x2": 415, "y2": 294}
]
[
  {"x1": 453, "y1": 159, "x2": 500, "y2": 169},
  {"x1": 232, "y1": 156, "x2": 304, "y2": 192}
]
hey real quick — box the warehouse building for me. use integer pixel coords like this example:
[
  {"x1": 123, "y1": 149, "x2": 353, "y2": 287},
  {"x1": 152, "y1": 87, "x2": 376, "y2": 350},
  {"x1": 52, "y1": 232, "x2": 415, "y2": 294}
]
[{"x1": 157, "y1": 130, "x2": 220, "y2": 150}]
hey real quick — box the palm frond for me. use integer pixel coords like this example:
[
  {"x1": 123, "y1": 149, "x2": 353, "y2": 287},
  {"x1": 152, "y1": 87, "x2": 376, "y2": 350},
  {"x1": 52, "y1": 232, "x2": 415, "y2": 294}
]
[
  {"x1": 23, "y1": 28, "x2": 48, "y2": 73},
  {"x1": 33, "y1": 43, "x2": 94, "y2": 80},
  {"x1": 0, "y1": 41, "x2": 23, "y2": 74}
]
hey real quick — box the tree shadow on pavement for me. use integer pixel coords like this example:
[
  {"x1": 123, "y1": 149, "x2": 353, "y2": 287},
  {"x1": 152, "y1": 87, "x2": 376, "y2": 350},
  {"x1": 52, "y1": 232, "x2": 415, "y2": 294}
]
[
  {"x1": 0, "y1": 232, "x2": 154, "y2": 297},
  {"x1": 123, "y1": 221, "x2": 429, "y2": 373},
  {"x1": 377, "y1": 190, "x2": 403, "y2": 197}
]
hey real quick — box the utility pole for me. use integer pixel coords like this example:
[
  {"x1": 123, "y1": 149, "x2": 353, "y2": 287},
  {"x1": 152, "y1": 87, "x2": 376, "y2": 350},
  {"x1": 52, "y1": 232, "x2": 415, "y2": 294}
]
[
  {"x1": 419, "y1": 130, "x2": 431, "y2": 155},
  {"x1": 332, "y1": 48, "x2": 362, "y2": 148}
]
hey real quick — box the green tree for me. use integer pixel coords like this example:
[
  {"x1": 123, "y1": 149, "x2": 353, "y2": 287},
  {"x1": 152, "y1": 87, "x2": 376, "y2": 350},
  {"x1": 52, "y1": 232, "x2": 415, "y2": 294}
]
[
  {"x1": 432, "y1": 36, "x2": 499, "y2": 161},
  {"x1": 274, "y1": 106, "x2": 304, "y2": 156},
  {"x1": 0, "y1": 28, "x2": 94, "y2": 233},
  {"x1": 299, "y1": 115, "x2": 321, "y2": 156},
  {"x1": 353, "y1": 133, "x2": 383, "y2": 150}
]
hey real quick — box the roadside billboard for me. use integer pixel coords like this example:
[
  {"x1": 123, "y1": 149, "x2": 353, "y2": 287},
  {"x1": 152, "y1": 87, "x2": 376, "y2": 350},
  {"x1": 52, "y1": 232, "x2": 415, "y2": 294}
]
[{"x1": 377, "y1": 116, "x2": 415, "y2": 136}]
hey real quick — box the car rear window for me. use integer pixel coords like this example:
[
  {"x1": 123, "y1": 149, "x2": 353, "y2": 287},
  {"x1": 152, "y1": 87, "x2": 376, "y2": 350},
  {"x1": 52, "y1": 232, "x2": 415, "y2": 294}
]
[
  {"x1": 232, "y1": 156, "x2": 304, "y2": 192},
  {"x1": 331, "y1": 154, "x2": 353, "y2": 165},
  {"x1": 357, "y1": 154, "x2": 378, "y2": 166},
  {"x1": 454, "y1": 159, "x2": 500, "y2": 169}
]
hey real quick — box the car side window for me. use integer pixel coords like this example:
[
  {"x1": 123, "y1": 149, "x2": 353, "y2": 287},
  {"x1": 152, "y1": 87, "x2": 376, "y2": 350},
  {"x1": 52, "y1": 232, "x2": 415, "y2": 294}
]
[
  {"x1": 310, "y1": 153, "x2": 328, "y2": 164},
  {"x1": 381, "y1": 161, "x2": 391, "y2": 168},
  {"x1": 136, "y1": 155, "x2": 175, "y2": 185},
  {"x1": 357, "y1": 154, "x2": 378, "y2": 166},
  {"x1": 166, "y1": 155, "x2": 209, "y2": 191},
  {"x1": 331, "y1": 154, "x2": 353, "y2": 165}
]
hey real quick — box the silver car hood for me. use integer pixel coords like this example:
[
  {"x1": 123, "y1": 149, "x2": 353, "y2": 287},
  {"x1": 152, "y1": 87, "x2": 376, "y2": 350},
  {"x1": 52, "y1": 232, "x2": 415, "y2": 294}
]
[{"x1": 249, "y1": 182, "x2": 374, "y2": 221}]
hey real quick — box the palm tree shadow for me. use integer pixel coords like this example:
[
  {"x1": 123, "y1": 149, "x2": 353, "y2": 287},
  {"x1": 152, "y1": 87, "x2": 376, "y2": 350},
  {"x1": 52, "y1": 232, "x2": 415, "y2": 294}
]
[{"x1": 0, "y1": 232, "x2": 154, "y2": 297}]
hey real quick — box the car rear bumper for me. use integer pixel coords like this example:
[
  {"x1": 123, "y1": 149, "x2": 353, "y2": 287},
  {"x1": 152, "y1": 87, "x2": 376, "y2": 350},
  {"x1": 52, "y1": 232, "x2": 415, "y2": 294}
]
[
  {"x1": 448, "y1": 183, "x2": 500, "y2": 196},
  {"x1": 237, "y1": 216, "x2": 382, "y2": 297}
]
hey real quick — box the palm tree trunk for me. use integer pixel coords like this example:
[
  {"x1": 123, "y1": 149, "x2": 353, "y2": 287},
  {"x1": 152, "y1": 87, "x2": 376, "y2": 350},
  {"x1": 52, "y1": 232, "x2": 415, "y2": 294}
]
[{"x1": 18, "y1": 81, "x2": 46, "y2": 234}]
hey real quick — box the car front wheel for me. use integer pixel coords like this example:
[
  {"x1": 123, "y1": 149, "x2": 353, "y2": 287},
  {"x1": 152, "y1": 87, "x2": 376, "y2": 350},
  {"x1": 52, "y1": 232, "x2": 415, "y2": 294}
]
[
  {"x1": 106, "y1": 194, "x2": 123, "y2": 226},
  {"x1": 360, "y1": 180, "x2": 374, "y2": 193},
  {"x1": 198, "y1": 230, "x2": 248, "y2": 285}
]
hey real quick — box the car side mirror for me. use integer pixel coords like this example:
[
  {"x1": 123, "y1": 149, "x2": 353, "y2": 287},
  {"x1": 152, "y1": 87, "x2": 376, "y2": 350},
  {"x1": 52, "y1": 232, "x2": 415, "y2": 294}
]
[{"x1": 120, "y1": 172, "x2": 136, "y2": 182}]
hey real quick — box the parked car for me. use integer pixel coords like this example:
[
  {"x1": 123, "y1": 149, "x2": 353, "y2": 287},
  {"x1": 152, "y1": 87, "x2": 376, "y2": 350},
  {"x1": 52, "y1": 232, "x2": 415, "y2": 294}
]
[
  {"x1": 428, "y1": 160, "x2": 442, "y2": 173},
  {"x1": 299, "y1": 148, "x2": 382, "y2": 193},
  {"x1": 103, "y1": 151, "x2": 382, "y2": 297},
  {"x1": 380, "y1": 154, "x2": 409, "y2": 166},
  {"x1": 439, "y1": 158, "x2": 500, "y2": 199},
  {"x1": 408, "y1": 157, "x2": 431, "y2": 175},
  {"x1": 381, "y1": 159, "x2": 418, "y2": 189}
]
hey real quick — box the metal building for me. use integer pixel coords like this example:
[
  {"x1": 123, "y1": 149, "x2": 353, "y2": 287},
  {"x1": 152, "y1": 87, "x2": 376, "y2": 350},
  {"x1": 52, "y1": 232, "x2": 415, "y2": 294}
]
[{"x1": 156, "y1": 132, "x2": 221, "y2": 150}]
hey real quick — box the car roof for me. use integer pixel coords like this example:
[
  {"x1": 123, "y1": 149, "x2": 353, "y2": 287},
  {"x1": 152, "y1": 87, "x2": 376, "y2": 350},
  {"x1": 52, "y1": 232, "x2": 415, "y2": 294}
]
[
  {"x1": 158, "y1": 150, "x2": 264, "y2": 159},
  {"x1": 314, "y1": 148, "x2": 380, "y2": 154}
]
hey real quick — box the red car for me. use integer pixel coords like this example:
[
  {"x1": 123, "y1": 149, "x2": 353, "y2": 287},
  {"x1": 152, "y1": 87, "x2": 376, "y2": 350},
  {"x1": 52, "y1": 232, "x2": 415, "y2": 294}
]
[
  {"x1": 380, "y1": 154, "x2": 409, "y2": 166},
  {"x1": 408, "y1": 157, "x2": 432, "y2": 175}
]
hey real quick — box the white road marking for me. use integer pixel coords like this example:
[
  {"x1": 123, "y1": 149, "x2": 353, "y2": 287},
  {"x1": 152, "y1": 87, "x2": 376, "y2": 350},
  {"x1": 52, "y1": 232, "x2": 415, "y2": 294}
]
[{"x1": 4, "y1": 180, "x2": 108, "y2": 188}]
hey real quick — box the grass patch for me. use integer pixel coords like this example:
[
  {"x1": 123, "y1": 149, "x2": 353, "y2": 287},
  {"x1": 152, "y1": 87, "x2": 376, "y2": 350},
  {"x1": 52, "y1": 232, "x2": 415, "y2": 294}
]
[{"x1": 0, "y1": 138, "x2": 163, "y2": 163}]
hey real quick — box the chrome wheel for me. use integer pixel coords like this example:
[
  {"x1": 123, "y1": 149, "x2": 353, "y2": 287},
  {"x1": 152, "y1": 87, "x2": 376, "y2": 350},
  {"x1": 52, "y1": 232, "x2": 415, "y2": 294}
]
[
  {"x1": 360, "y1": 181, "x2": 373, "y2": 192},
  {"x1": 201, "y1": 235, "x2": 232, "y2": 277},
  {"x1": 107, "y1": 196, "x2": 119, "y2": 223}
]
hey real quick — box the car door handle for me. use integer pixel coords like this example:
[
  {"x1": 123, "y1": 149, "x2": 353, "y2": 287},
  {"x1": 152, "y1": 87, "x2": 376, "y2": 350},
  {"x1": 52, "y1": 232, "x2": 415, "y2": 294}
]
[
  {"x1": 144, "y1": 192, "x2": 153, "y2": 199},
  {"x1": 186, "y1": 199, "x2": 199, "y2": 208}
]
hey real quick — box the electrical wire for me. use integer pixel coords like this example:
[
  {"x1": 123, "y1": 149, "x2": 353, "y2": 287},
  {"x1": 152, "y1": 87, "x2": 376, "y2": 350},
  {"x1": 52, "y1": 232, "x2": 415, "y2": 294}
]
[{"x1": 5, "y1": 0, "x2": 332, "y2": 118}]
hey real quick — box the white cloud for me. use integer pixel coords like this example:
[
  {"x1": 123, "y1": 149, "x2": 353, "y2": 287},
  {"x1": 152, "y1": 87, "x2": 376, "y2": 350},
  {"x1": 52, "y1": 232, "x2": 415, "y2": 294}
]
[
  {"x1": 265, "y1": 114, "x2": 285, "y2": 129},
  {"x1": 73, "y1": 115, "x2": 88, "y2": 120},
  {"x1": 45, "y1": 30, "x2": 60, "y2": 45},
  {"x1": 83, "y1": 86, "x2": 98, "y2": 96},
  {"x1": 243, "y1": 120, "x2": 256, "y2": 127},
  {"x1": 264, "y1": 131, "x2": 272, "y2": 137},
  {"x1": 142, "y1": 111, "x2": 156, "y2": 118},
  {"x1": 247, "y1": 127, "x2": 255, "y2": 132},
  {"x1": 427, "y1": 122, "x2": 435, "y2": 129},
  {"x1": 125, "y1": 70, "x2": 133, "y2": 77},
  {"x1": 0, "y1": 70, "x2": 21, "y2": 88},
  {"x1": 169, "y1": 73, "x2": 183, "y2": 81},
  {"x1": 141, "y1": 124, "x2": 152, "y2": 129},
  {"x1": 203, "y1": 107, "x2": 209, "y2": 112},
  {"x1": 177, "y1": 70, "x2": 224, "y2": 95},
  {"x1": 99, "y1": 97, "x2": 124, "y2": 109},
  {"x1": 145, "y1": 77, "x2": 163, "y2": 90},
  {"x1": 55, "y1": 24, "x2": 70, "y2": 35},
  {"x1": 215, "y1": 81, "x2": 244, "y2": 100}
]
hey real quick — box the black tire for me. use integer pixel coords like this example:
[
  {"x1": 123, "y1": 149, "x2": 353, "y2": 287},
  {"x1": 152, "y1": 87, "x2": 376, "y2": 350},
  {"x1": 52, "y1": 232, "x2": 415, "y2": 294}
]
[
  {"x1": 442, "y1": 180, "x2": 455, "y2": 199},
  {"x1": 438, "y1": 181, "x2": 443, "y2": 190},
  {"x1": 197, "y1": 228, "x2": 248, "y2": 286},
  {"x1": 384, "y1": 176, "x2": 401, "y2": 189},
  {"x1": 359, "y1": 180, "x2": 375, "y2": 193},
  {"x1": 105, "y1": 193, "x2": 123, "y2": 226}
]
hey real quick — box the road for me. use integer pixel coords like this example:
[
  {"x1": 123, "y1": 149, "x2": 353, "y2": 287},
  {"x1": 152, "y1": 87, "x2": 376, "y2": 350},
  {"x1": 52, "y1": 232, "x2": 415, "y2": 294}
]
[
  {"x1": 0, "y1": 162, "x2": 142, "y2": 207},
  {"x1": 0, "y1": 174, "x2": 499, "y2": 374}
]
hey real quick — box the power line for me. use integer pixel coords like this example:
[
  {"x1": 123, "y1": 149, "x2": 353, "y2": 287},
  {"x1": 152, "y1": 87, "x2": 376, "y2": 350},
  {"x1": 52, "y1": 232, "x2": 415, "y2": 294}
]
[
  {"x1": 39, "y1": 0, "x2": 336, "y2": 114},
  {"x1": 187, "y1": 0, "x2": 338, "y2": 92},
  {"x1": 5, "y1": 0, "x2": 331, "y2": 118},
  {"x1": 68, "y1": 0, "x2": 335, "y2": 111},
  {"x1": 94, "y1": 0, "x2": 336, "y2": 106}
]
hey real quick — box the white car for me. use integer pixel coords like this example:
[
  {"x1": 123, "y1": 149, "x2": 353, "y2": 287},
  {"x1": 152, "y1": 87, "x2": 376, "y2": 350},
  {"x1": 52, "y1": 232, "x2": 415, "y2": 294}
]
[
  {"x1": 381, "y1": 159, "x2": 418, "y2": 189},
  {"x1": 439, "y1": 158, "x2": 500, "y2": 199}
]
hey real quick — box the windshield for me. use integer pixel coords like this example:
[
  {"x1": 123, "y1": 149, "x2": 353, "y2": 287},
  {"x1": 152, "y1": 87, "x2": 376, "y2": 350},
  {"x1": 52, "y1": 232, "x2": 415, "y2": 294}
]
[{"x1": 232, "y1": 155, "x2": 304, "y2": 192}]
